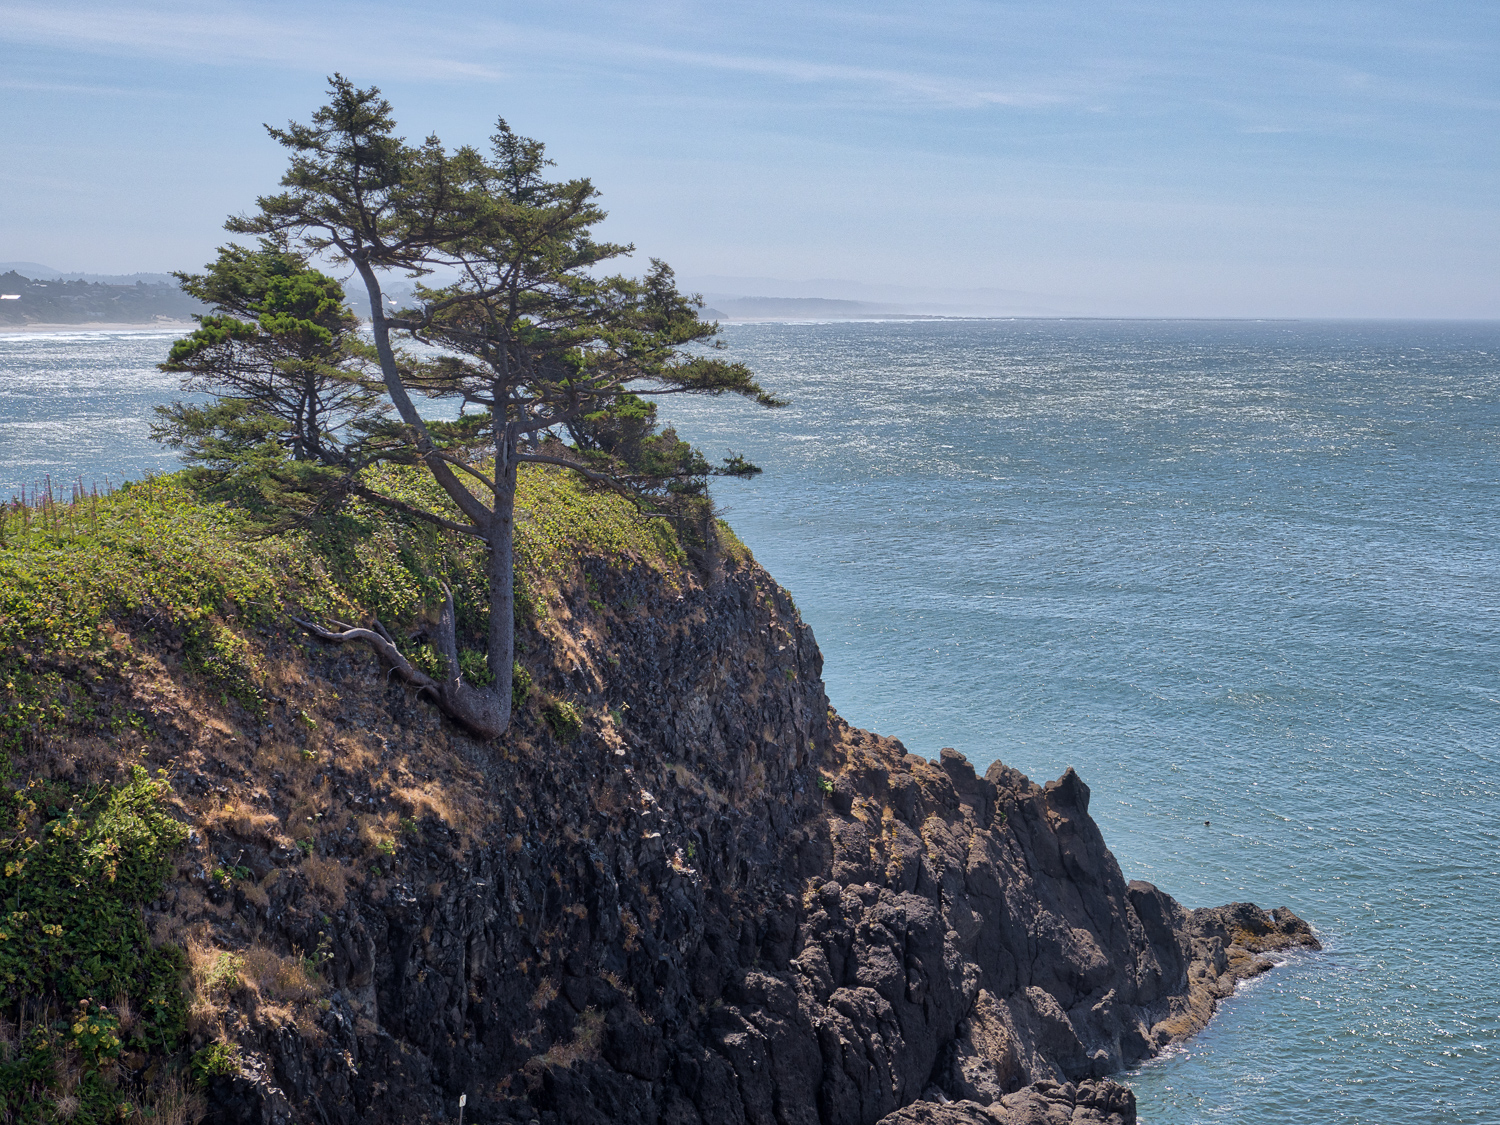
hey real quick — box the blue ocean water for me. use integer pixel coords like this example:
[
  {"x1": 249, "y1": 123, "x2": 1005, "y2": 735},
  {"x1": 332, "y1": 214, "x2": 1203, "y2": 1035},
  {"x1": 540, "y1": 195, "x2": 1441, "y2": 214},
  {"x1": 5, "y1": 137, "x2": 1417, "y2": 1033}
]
[
  {"x1": 3, "y1": 320, "x2": 1497, "y2": 1123},
  {"x1": 0, "y1": 329, "x2": 199, "y2": 497},
  {"x1": 661, "y1": 319, "x2": 1500, "y2": 1125}
]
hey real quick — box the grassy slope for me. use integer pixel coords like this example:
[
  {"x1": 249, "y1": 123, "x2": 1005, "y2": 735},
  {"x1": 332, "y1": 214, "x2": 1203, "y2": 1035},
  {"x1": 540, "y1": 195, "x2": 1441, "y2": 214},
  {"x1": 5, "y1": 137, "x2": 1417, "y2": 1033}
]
[{"x1": 0, "y1": 466, "x2": 694, "y2": 1123}]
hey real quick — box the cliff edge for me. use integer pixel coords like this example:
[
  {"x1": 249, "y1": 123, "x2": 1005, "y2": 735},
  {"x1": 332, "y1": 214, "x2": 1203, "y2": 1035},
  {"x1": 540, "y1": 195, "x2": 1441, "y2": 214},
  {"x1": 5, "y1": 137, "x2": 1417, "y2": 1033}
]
[{"x1": 0, "y1": 471, "x2": 1318, "y2": 1124}]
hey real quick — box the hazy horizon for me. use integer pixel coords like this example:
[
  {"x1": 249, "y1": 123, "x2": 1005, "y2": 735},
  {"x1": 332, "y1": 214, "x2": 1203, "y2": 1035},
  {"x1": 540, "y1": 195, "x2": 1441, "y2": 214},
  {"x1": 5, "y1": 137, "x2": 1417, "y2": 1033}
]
[{"x1": 2, "y1": 1, "x2": 1495, "y2": 318}]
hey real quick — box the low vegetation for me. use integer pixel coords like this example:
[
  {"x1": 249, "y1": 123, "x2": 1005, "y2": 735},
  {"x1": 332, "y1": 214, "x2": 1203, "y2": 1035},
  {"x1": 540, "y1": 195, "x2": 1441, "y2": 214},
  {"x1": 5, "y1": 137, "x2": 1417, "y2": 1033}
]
[
  {"x1": 0, "y1": 768, "x2": 190, "y2": 1121},
  {"x1": 0, "y1": 461, "x2": 700, "y2": 1121}
]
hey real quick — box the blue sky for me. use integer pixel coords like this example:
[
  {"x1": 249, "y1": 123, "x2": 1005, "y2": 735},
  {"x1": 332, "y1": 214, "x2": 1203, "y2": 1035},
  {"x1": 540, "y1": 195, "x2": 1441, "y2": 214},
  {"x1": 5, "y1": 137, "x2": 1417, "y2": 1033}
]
[{"x1": 1, "y1": 1, "x2": 1495, "y2": 316}]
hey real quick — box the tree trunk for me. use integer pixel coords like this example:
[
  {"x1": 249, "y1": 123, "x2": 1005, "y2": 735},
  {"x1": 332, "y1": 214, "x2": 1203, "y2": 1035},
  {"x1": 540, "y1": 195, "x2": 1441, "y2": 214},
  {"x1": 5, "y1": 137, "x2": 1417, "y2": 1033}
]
[
  {"x1": 429, "y1": 589, "x2": 509, "y2": 739},
  {"x1": 487, "y1": 436, "x2": 518, "y2": 728},
  {"x1": 294, "y1": 256, "x2": 514, "y2": 740}
]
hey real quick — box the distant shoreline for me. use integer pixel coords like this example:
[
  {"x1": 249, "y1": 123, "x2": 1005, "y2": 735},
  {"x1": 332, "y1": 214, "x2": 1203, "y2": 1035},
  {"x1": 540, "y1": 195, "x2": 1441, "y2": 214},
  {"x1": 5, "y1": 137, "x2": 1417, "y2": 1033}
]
[{"x1": 0, "y1": 321, "x2": 195, "y2": 335}]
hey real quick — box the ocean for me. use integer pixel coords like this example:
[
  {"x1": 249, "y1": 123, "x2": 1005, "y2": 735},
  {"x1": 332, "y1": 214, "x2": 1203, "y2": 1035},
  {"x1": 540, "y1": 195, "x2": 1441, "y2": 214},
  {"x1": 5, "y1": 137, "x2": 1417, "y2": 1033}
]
[{"x1": 3, "y1": 319, "x2": 1497, "y2": 1123}]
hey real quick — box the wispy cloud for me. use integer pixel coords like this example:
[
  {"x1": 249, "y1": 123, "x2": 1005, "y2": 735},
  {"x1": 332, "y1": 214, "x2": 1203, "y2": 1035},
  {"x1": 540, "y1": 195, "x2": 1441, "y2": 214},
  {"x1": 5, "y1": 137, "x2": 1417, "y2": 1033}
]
[
  {"x1": 560, "y1": 37, "x2": 1071, "y2": 109},
  {"x1": 0, "y1": 1, "x2": 1077, "y2": 111},
  {"x1": 0, "y1": 2, "x2": 509, "y2": 82}
]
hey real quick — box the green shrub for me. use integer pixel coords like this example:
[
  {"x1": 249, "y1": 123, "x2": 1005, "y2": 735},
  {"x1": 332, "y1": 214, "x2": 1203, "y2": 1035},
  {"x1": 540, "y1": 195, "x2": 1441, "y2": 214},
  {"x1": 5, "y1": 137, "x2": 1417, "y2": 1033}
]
[
  {"x1": 183, "y1": 614, "x2": 262, "y2": 712},
  {"x1": 0, "y1": 768, "x2": 190, "y2": 1118},
  {"x1": 65, "y1": 998, "x2": 122, "y2": 1067},
  {"x1": 191, "y1": 1041, "x2": 240, "y2": 1085},
  {"x1": 542, "y1": 699, "x2": 582, "y2": 743},
  {"x1": 511, "y1": 662, "x2": 533, "y2": 710},
  {"x1": 0, "y1": 768, "x2": 188, "y2": 1024},
  {"x1": 457, "y1": 649, "x2": 493, "y2": 686},
  {"x1": 409, "y1": 642, "x2": 447, "y2": 681}
]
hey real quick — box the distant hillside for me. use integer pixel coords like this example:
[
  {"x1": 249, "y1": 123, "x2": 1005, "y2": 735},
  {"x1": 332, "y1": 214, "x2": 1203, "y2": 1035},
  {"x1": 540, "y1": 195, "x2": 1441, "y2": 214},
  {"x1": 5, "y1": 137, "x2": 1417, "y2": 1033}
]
[
  {"x1": 0, "y1": 270, "x2": 205, "y2": 326},
  {"x1": 0, "y1": 262, "x2": 182, "y2": 286}
]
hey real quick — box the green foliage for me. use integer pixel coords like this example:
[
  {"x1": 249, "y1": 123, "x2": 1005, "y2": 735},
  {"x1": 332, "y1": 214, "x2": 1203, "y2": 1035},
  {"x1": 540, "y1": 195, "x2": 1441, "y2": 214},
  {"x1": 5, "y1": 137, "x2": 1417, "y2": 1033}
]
[
  {"x1": 0, "y1": 461, "x2": 703, "y2": 766},
  {"x1": 515, "y1": 467, "x2": 684, "y2": 586},
  {"x1": 183, "y1": 613, "x2": 263, "y2": 712},
  {"x1": 65, "y1": 998, "x2": 122, "y2": 1067},
  {"x1": 0, "y1": 770, "x2": 189, "y2": 1121},
  {"x1": 190, "y1": 1041, "x2": 240, "y2": 1085},
  {"x1": 0, "y1": 768, "x2": 188, "y2": 1035},
  {"x1": 566, "y1": 391, "x2": 764, "y2": 534},
  {"x1": 457, "y1": 649, "x2": 493, "y2": 687},
  {"x1": 541, "y1": 699, "x2": 582, "y2": 743},
  {"x1": 221, "y1": 77, "x2": 783, "y2": 732},
  {"x1": 210, "y1": 865, "x2": 251, "y2": 887},
  {"x1": 203, "y1": 952, "x2": 245, "y2": 995},
  {"x1": 511, "y1": 662, "x2": 533, "y2": 710},
  {"x1": 817, "y1": 776, "x2": 834, "y2": 795},
  {"x1": 158, "y1": 239, "x2": 384, "y2": 469}
]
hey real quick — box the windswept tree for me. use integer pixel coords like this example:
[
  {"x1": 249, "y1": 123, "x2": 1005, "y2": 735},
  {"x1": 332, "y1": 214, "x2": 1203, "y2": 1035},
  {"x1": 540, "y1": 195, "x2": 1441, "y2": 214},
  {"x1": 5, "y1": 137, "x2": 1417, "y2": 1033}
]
[
  {"x1": 152, "y1": 239, "x2": 387, "y2": 521},
  {"x1": 227, "y1": 76, "x2": 781, "y2": 738}
]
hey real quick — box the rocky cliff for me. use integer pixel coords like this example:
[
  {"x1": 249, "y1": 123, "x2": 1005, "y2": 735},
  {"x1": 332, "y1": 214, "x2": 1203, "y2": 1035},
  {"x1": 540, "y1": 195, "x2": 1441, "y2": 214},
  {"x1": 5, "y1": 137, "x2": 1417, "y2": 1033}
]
[
  {"x1": 0, "y1": 475, "x2": 1318, "y2": 1124},
  {"x1": 168, "y1": 553, "x2": 1314, "y2": 1124}
]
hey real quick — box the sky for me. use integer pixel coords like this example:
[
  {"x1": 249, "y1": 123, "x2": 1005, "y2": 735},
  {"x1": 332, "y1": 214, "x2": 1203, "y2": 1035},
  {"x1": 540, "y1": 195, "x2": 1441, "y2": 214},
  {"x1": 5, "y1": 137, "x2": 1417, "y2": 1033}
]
[{"x1": 1, "y1": 1, "x2": 1496, "y2": 317}]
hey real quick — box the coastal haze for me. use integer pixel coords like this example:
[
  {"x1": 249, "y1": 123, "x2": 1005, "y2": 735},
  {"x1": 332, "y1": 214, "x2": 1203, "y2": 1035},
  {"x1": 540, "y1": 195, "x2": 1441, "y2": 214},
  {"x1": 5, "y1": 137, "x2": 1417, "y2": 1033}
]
[
  {"x1": 2, "y1": 320, "x2": 1497, "y2": 1121},
  {"x1": 2, "y1": 2, "x2": 1496, "y2": 318}
]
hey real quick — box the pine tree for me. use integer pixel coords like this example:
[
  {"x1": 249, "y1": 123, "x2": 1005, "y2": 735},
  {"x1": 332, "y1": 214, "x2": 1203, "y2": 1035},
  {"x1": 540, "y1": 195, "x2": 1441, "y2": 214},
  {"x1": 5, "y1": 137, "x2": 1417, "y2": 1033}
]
[
  {"x1": 224, "y1": 76, "x2": 781, "y2": 737},
  {"x1": 152, "y1": 239, "x2": 386, "y2": 524}
]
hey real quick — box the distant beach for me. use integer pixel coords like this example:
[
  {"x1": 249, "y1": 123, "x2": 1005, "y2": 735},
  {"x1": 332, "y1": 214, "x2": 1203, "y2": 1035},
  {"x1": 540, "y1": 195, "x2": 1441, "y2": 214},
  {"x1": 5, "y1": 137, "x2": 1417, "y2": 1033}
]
[{"x1": 0, "y1": 321, "x2": 194, "y2": 335}]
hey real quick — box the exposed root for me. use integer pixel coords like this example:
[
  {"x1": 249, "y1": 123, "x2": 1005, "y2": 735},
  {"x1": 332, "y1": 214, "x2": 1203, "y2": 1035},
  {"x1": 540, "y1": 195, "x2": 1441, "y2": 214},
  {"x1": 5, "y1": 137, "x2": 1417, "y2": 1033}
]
[{"x1": 291, "y1": 584, "x2": 510, "y2": 740}]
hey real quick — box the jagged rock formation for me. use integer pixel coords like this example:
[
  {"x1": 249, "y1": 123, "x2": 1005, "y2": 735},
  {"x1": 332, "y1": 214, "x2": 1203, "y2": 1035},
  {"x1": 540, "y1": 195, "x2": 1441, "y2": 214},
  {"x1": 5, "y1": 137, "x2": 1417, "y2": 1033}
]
[{"x1": 123, "y1": 544, "x2": 1315, "y2": 1125}]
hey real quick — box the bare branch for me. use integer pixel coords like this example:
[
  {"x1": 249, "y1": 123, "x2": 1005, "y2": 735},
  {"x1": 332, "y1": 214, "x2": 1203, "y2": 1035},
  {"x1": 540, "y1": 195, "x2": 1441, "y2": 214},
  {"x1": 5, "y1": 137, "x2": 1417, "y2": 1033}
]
[
  {"x1": 439, "y1": 455, "x2": 497, "y2": 492},
  {"x1": 514, "y1": 451, "x2": 621, "y2": 485},
  {"x1": 350, "y1": 482, "x2": 489, "y2": 538},
  {"x1": 289, "y1": 616, "x2": 439, "y2": 693}
]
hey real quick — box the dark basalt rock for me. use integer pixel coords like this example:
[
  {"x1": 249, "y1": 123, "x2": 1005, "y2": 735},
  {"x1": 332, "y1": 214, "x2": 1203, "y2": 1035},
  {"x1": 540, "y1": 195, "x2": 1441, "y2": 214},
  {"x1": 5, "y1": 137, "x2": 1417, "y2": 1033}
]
[{"x1": 182, "y1": 552, "x2": 1318, "y2": 1125}]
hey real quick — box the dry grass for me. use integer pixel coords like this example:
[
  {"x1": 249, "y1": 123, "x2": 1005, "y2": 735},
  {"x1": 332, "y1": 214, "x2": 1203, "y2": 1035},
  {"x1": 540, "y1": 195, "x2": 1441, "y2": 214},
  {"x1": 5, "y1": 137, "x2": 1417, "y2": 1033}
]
[
  {"x1": 529, "y1": 977, "x2": 560, "y2": 1011},
  {"x1": 132, "y1": 1074, "x2": 206, "y2": 1125},
  {"x1": 200, "y1": 800, "x2": 280, "y2": 843},
  {"x1": 355, "y1": 812, "x2": 399, "y2": 853},
  {"x1": 242, "y1": 871, "x2": 274, "y2": 912},
  {"x1": 51, "y1": 1054, "x2": 84, "y2": 1119},
  {"x1": 664, "y1": 762, "x2": 730, "y2": 807},
  {"x1": 302, "y1": 854, "x2": 348, "y2": 908},
  {"x1": 185, "y1": 937, "x2": 239, "y2": 1038},
  {"x1": 392, "y1": 784, "x2": 464, "y2": 831},
  {"x1": 111, "y1": 992, "x2": 138, "y2": 1038},
  {"x1": 541, "y1": 1007, "x2": 604, "y2": 1069},
  {"x1": 241, "y1": 943, "x2": 323, "y2": 1005}
]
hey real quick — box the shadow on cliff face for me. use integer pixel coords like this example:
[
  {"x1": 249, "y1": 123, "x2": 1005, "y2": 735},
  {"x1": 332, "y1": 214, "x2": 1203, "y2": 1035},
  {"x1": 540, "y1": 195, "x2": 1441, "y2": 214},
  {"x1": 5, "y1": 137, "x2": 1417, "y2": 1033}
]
[{"x1": 12, "y1": 502, "x2": 1315, "y2": 1125}]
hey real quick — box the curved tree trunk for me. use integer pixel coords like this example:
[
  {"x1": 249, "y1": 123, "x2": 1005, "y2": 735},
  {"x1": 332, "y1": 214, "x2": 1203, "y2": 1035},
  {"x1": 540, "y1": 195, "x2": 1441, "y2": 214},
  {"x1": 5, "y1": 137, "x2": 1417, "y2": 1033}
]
[
  {"x1": 294, "y1": 584, "x2": 510, "y2": 740},
  {"x1": 327, "y1": 256, "x2": 513, "y2": 739}
]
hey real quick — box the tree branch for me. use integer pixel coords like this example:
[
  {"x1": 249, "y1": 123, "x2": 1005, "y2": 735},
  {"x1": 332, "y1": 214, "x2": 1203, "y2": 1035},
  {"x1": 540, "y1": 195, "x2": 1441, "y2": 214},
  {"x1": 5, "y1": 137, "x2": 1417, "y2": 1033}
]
[
  {"x1": 350, "y1": 482, "x2": 489, "y2": 538},
  {"x1": 514, "y1": 451, "x2": 621, "y2": 485},
  {"x1": 438, "y1": 455, "x2": 497, "y2": 492},
  {"x1": 289, "y1": 616, "x2": 439, "y2": 693}
]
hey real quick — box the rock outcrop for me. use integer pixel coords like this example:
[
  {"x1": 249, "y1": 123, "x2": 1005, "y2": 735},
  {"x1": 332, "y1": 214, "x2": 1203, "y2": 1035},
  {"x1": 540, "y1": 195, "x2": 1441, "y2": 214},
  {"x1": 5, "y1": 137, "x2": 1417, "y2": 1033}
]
[{"x1": 127, "y1": 544, "x2": 1315, "y2": 1125}]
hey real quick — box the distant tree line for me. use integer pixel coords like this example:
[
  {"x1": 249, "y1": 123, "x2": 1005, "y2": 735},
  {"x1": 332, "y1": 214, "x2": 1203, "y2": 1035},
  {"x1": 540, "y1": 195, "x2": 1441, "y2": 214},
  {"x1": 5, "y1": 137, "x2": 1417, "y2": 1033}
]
[{"x1": 0, "y1": 272, "x2": 205, "y2": 326}]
